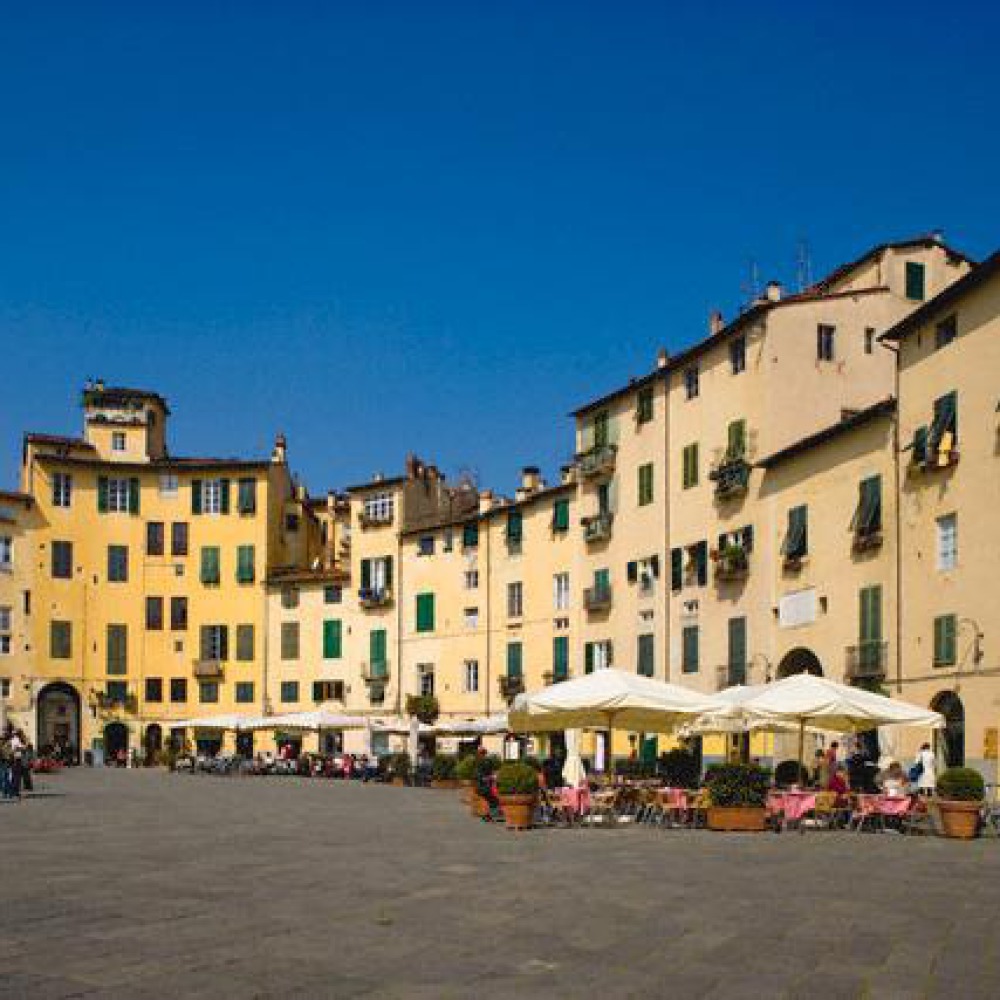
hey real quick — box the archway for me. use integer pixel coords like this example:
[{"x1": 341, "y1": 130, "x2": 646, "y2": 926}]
[
  {"x1": 931, "y1": 691, "x2": 965, "y2": 767},
  {"x1": 144, "y1": 724, "x2": 163, "y2": 762},
  {"x1": 104, "y1": 722, "x2": 129, "y2": 764},
  {"x1": 36, "y1": 682, "x2": 81, "y2": 763},
  {"x1": 777, "y1": 647, "x2": 823, "y2": 679}
]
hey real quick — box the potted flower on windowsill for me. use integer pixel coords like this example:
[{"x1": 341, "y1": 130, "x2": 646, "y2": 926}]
[
  {"x1": 430, "y1": 754, "x2": 459, "y2": 789},
  {"x1": 936, "y1": 767, "x2": 984, "y2": 839},
  {"x1": 496, "y1": 760, "x2": 539, "y2": 830},
  {"x1": 705, "y1": 763, "x2": 770, "y2": 832}
]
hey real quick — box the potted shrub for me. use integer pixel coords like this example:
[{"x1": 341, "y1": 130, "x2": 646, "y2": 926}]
[
  {"x1": 496, "y1": 760, "x2": 539, "y2": 830},
  {"x1": 470, "y1": 753, "x2": 501, "y2": 818},
  {"x1": 388, "y1": 751, "x2": 412, "y2": 786},
  {"x1": 456, "y1": 754, "x2": 477, "y2": 803},
  {"x1": 658, "y1": 748, "x2": 700, "y2": 789},
  {"x1": 430, "y1": 754, "x2": 459, "y2": 789},
  {"x1": 936, "y1": 767, "x2": 984, "y2": 840},
  {"x1": 774, "y1": 759, "x2": 810, "y2": 788},
  {"x1": 705, "y1": 763, "x2": 770, "y2": 832}
]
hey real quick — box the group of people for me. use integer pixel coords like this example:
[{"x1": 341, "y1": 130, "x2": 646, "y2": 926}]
[
  {"x1": 0, "y1": 725, "x2": 35, "y2": 800},
  {"x1": 812, "y1": 740, "x2": 936, "y2": 800}
]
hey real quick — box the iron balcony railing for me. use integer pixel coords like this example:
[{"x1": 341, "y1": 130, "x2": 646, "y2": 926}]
[
  {"x1": 582, "y1": 512, "x2": 614, "y2": 543},
  {"x1": 361, "y1": 660, "x2": 391, "y2": 683},
  {"x1": 358, "y1": 587, "x2": 393, "y2": 609},
  {"x1": 577, "y1": 444, "x2": 617, "y2": 479},
  {"x1": 498, "y1": 674, "x2": 525, "y2": 699},
  {"x1": 583, "y1": 585, "x2": 613, "y2": 612},
  {"x1": 846, "y1": 641, "x2": 888, "y2": 681}
]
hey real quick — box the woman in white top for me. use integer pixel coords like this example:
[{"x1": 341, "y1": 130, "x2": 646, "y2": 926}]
[{"x1": 914, "y1": 742, "x2": 937, "y2": 795}]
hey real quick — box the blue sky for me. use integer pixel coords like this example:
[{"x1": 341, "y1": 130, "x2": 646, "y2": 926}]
[{"x1": 1, "y1": 2, "x2": 997, "y2": 495}]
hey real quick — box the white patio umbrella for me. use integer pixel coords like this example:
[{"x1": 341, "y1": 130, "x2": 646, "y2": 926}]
[
  {"x1": 241, "y1": 711, "x2": 367, "y2": 732},
  {"x1": 508, "y1": 668, "x2": 721, "y2": 773},
  {"x1": 171, "y1": 713, "x2": 256, "y2": 730},
  {"x1": 434, "y1": 715, "x2": 508, "y2": 736}
]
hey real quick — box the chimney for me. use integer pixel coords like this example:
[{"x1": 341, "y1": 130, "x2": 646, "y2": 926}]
[
  {"x1": 520, "y1": 465, "x2": 542, "y2": 494},
  {"x1": 326, "y1": 490, "x2": 337, "y2": 514},
  {"x1": 560, "y1": 463, "x2": 577, "y2": 486},
  {"x1": 656, "y1": 347, "x2": 669, "y2": 369},
  {"x1": 271, "y1": 433, "x2": 287, "y2": 464},
  {"x1": 709, "y1": 310, "x2": 725, "y2": 335},
  {"x1": 478, "y1": 489, "x2": 495, "y2": 514},
  {"x1": 765, "y1": 280, "x2": 782, "y2": 303}
]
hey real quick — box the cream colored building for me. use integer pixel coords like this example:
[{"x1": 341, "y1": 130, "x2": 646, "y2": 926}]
[{"x1": 0, "y1": 491, "x2": 36, "y2": 736}]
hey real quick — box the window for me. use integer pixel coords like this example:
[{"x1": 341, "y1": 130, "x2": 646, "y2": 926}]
[
  {"x1": 464, "y1": 659, "x2": 479, "y2": 693},
  {"x1": 636, "y1": 385, "x2": 654, "y2": 423},
  {"x1": 232, "y1": 624, "x2": 253, "y2": 661},
  {"x1": 682, "y1": 626, "x2": 700, "y2": 673},
  {"x1": 171, "y1": 522, "x2": 189, "y2": 557},
  {"x1": 593, "y1": 410, "x2": 610, "y2": 448},
  {"x1": 506, "y1": 511, "x2": 523, "y2": 549},
  {"x1": 237, "y1": 477, "x2": 257, "y2": 515},
  {"x1": 935, "y1": 315, "x2": 957, "y2": 350},
  {"x1": 506, "y1": 642, "x2": 523, "y2": 679},
  {"x1": 106, "y1": 624, "x2": 128, "y2": 675},
  {"x1": 323, "y1": 585, "x2": 342, "y2": 604},
  {"x1": 170, "y1": 596, "x2": 188, "y2": 631},
  {"x1": 199, "y1": 681, "x2": 220, "y2": 704},
  {"x1": 52, "y1": 472, "x2": 72, "y2": 508},
  {"x1": 50, "y1": 620, "x2": 72, "y2": 658},
  {"x1": 929, "y1": 391, "x2": 958, "y2": 453},
  {"x1": 864, "y1": 327, "x2": 875, "y2": 355},
  {"x1": 146, "y1": 521, "x2": 164, "y2": 556},
  {"x1": 552, "y1": 499, "x2": 570, "y2": 532},
  {"x1": 933, "y1": 614, "x2": 957, "y2": 667},
  {"x1": 99, "y1": 476, "x2": 137, "y2": 514},
  {"x1": 905, "y1": 261, "x2": 926, "y2": 301},
  {"x1": 159, "y1": 474, "x2": 179, "y2": 498},
  {"x1": 637, "y1": 633, "x2": 655, "y2": 677},
  {"x1": 728, "y1": 617, "x2": 747, "y2": 684},
  {"x1": 235, "y1": 682, "x2": 255, "y2": 704},
  {"x1": 584, "y1": 640, "x2": 612, "y2": 673},
  {"x1": 200, "y1": 547, "x2": 221, "y2": 585},
  {"x1": 858, "y1": 587, "x2": 882, "y2": 667},
  {"x1": 236, "y1": 545, "x2": 255, "y2": 584},
  {"x1": 112, "y1": 431, "x2": 126, "y2": 451},
  {"x1": 507, "y1": 582, "x2": 523, "y2": 618},
  {"x1": 553, "y1": 636, "x2": 569, "y2": 680},
  {"x1": 0, "y1": 678, "x2": 8, "y2": 697},
  {"x1": 281, "y1": 586, "x2": 300, "y2": 609},
  {"x1": 418, "y1": 535, "x2": 435, "y2": 557},
  {"x1": 313, "y1": 680, "x2": 344, "y2": 702},
  {"x1": 170, "y1": 678, "x2": 188, "y2": 703},
  {"x1": 685, "y1": 541, "x2": 708, "y2": 586},
  {"x1": 442, "y1": 529, "x2": 454, "y2": 553},
  {"x1": 936, "y1": 514, "x2": 957, "y2": 571},
  {"x1": 464, "y1": 570, "x2": 479, "y2": 590},
  {"x1": 416, "y1": 593, "x2": 435, "y2": 633},
  {"x1": 593, "y1": 567, "x2": 611, "y2": 599},
  {"x1": 464, "y1": 607, "x2": 479, "y2": 629},
  {"x1": 782, "y1": 505, "x2": 808, "y2": 561},
  {"x1": 462, "y1": 522, "x2": 479, "y2": 549},
  {"x1": 553, "y1": 572, "x2": 570, "y2": 611},
  {"x1": 419, "y1": 666, "x2": 435, "y2": 697},
  {"x1": 323, "y1": 619, "x2": 342, "y2": 659},
  {"x1": 145, "y1": 596, "x2": 163, "y2": 631},
  {"x1": 107, "y1": 545, "x2": 129, "y2": 582},
  {"x1": 51, "y1": 540, "x2": 73, "y2": 579},
  {"x1": 359, "y1": 556, "x2": 392, "y2": 595},
  {"x1": 0, "y1": 535, "x2": 11, "y2": 572},
  {"x1": 363, "y1": 492, "x2": 394, "y2": 523},
  {"x1": 195, "y1": 478, "x2": 228, "y2": 516},
  {"x1": 726, "y1": 419, "x2": 746, "y2": 459},
  {"x1": 106, "y1": 681, "x2": 128, "y2": 704},
  {"x1": 852, "y1": 476, "x2": 882, "y2": 539},
  {"x1": 285, "y1": 513, "x2": 300, "y2": 532},
  {"x1": 0, "y1": 605, "x2": 11, "y2": 655},
  {"x1": 637, "y1": 463, "x2": 654, "y2": 506},
  {"x1": 281, "y1": 622, "x2": 300, "y2": 660},
  {"x1": 200, "y1": 624, "x2": 229, "y2": 662},
  {"x1": 817, "y1": 324, "x2": 836, "y2": 361},
  {"x1": 145, "y1": 678, "x2": 163, "y2": 703},
  {"x1": 369, "y1": 630, "x2": 388, "y2": 676},
  {"x1": 684, "y1": 366, "x2": 700, "y2": 400},
  {"x1": 682, "y1": 444, "x2": 699, "y2": 489},
  {"x1": 730, "y1": 336, "x2": 746, "y2": 375}
]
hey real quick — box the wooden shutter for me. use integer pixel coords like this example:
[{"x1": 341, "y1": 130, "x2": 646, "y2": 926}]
[
  {"x1": 360, "y1": 558, "x2": 372, "y2": 590},
  {"x1": 695, "y1": 541, "x2": 708, "y2": 585},
  {"x1": 670, "y1": 548, "x2": 683, "y2": 591},
  {"x1": 553, "y1": 636, "x2": 568, "y2": 678},
  {"x1": 370, "y1": 629, "x2": 387, "y2": 673},
  {"x1": 416, "y1": 593, "x2": 435, "y2": 632},
  {"x1": 507, "y1": 642, "x2": 522, "y2": 678},
  {"x1": 97, "y1": 476, "x2": 109, "y2": 513},
  {"x1": 384, "y1": 556, "x2": 393, "y2": 590},
  {"x1": 323, "y1": 619, "x2": 342, "y2": 659},
  {"x1": 728, "y1": 618, "x2": 746, "y2": 673},
  {"x1": 727, "y1": 420, "x2": 746, "y2": 458},
  {"x1": 128, "y1": 477, "x2": 140, "y2": 514},
  {"x1": 219, "y1": 625, "x2": 229, "y2": 661},
  {"x1": 191, "y1": 480, "x2": 202, "y2": 515},
  {"x1": 627, "y1": 561, "x2": 638, "y2": 583},
  {"x1": 219, "y1": 478, "x2": 231, "y2": 514},
  {"x1": 682, "y1": 627, "x2": 699, "y2": 672},
  {"x1": 584, "y1": 642, "x2": 594, "y2": 674}
]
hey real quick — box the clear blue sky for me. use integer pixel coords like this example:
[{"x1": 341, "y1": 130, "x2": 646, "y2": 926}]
[{"x1": 1, "y1": 2, "x2": 997, "y2": 495}]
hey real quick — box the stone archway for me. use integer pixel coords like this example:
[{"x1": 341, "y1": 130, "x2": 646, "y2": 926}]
[
  {"x1": 36, "y1": 682, "x2": 81, "y2": 762},
  {"x1": 777, "y1": 647, "x2": 823, "y2": 679},
  {"x1": 931, "y1": 690, "x2": 965, "y2": 767},
  {"x1": 144, "y1": 724, "x2": 163, "y2": 761}
]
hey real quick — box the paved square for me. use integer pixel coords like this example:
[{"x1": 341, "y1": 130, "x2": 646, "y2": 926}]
[{"x1": 1, "y1": 768, "x2": 998, "y2": 999}]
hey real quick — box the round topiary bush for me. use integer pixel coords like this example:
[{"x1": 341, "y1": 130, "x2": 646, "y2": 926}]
[
  {"x1": 496, "y1": 760, "x2": 540, "y2": 796},
  {"x1": 431, "y1": 754, "x2": 457, "y2": 781},
  {"x1": 774, "y1": 759, "x2": 810, "y2": 788},
  {"x1": 658, "y1": 748, "x2": 700, "y2": 789},
  {"x1": 937, "y1": 766, "x2": 985, "y2": 801},
  {"x1": 706, "y1": 763, "x2": 771, "y2": 808}
]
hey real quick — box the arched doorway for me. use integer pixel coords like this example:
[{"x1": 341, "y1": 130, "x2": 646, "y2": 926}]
[
  {"x1": 777, "y1": 648, "x2": 823, "y2": 679},
  {"x1": 104, "y1": 722, "x2": 129, "y2": 764},
  {"x1": 144, "y1": 724, "x2": 163, "y2": 762},
  {"x1": 931, "y1": 691, "x2": 965, "y2": 767},
  {"x1": 36, "y1": 682, "x2": 81, "y2": 763},
  {"x1": 236, "y1": 731, "x2": 255, "y2": 758}
]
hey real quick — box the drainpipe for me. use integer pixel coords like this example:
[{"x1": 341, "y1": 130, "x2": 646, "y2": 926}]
[
  {"x1": 484, "y1": 517, "x2": 492, "y2": 717},
  {"x1": 882, "y1": 341, "x2": 903, "y2": 695}
]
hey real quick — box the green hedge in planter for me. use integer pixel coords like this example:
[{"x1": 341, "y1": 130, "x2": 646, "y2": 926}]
[
  {"x1": 473, "y1": 753, "x2": 501, "y2": 781},
  {"x1": 455, "y1": 755, "x2": 477, "y2": 781},
  {"x1": 937, "y1": 767, "x2": 984, "y2": 801},
  {"x1": 658, "y1": 748, "x2": 700, "y2": 789},
  {"x1": 496, "y1": 761, "x2": 539, "y2": 796},
  {"x1": 774, "y1": 759, "x2": 810, "y2": 787},
  {"x1": 706, "y1": 763, "x2": 771, "y2": 808},
  {"x1": 431, "y1": 754, "x2": 457, "y2": 781}
]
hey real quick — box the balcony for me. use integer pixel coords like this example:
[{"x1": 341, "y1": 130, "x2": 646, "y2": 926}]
[
  {"x1": 193, "y1": 659, "x2": 224, "y2": 679},
  {"x1": 712, "y1": 545, "x2": 749, "y2": 582},
  {"x1": 582, "y1": 512, "x2": 614, "y2": 543},
  {"x1": 715, "y1": 664, "x2": 748, "y2": 691},
  {"x1": 361, "y1": 660, "x2": 391, "y2": 684},
  {"x1": 583, "y1": 585, "x2": 612, "y2": 612},
  {"x1": 542, "y1": 670, "x2": 569, "y2": 685},
  {"x1": 358, "y1": 511, "x2": 394, "y2": 530},
  {"x1": 94, "y1": 692, "x2": 138, "y2": 713},
  {"x1": 577, "y1": 444, "x2": 617, "y2": 479},
  {"x1": 358, "y1": 587, "x2": 393, "y2": 609},
  {"x1": 852, "y1": 528, "x2": 883, "y2": 554},
  {"x1": 498, "y1": 674, "x2": 525, "y2": 700},
  {"x1": 846, "y1": 642, "x2": 888, "y2": 682},
  {"x1": 711, "y1": 458, "x2": 751, "y2": 502}
]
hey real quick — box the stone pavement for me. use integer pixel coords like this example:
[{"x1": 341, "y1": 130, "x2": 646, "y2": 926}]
[{"x1": 1, "y1": 768, "x2": 998, "y2": 999}]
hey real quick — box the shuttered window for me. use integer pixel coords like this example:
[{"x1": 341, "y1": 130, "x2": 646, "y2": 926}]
[
  {"x1": 637, "y1": 463, "x2": 654, "y2": 506},
  {"x1": 416, "y1": 593, "x2": 435, "y2": 633},
  {"x1": 200, "y1": 546, "x2": 221, "y2": 585},
  {"x1": 323, "y1": 619, "x2": 342, "y2": 659},
  {"x1": 236, "y1": 544, "x2": 255, "y2": 584},
  {"x1": 933, "y1": 614, "x2": 957, "y2": 667},
  {"x1": 281, "y1": 622, "x2": 300, "y2": 660},
  {"x1": 506, "y1": 512, "x2": 523, "y2": 545},
  {"x1": 859, "y1": 586, "x2": 882, "y2": 651},
  {"x1": 637, "y1": 634, "x2": 654, "y2": 677},
  {"x1": 170, "y1": 596, "x2": 188, "y2": 631},
  {"x1": 852, "y1": 476, "x2": 882, "y2": 536},
  {"x1": 145, "y1": 596, "x2": 163, "y2": 631},
  {"x1": 553, "y1": 636, "x2": 569, "y2": 679},
  {"x1": 50, "y1": 620, "x2": 72, "y2": 658},
  {"x1": 236, "y1": 624, "x2": 255, "y2": 661},
  {"x1": 670, "y1": 548, "x2": 683, "y2": 591},
  {"x1": 726, "y1": 419, "x2": 746, "y2": 459},
  {"x1": 929, "y1": 391, "x2": 958, "y2": 451},
  {"x1": 369, "y1": 630, "x2": 387, "y2": 677},
  {"x1": 552, "y1": 499, "x2": 570, "y2": 531},
  {"x1": 107, "y1": 545, "x2": 129, "y2": 582},
  {"x1": 506, "y1": 641, "x2": 523, "y2": 679},
  {"x1": 727, "y1": 618, "x2": 747, "y2": 684},
  {"x1": 682, "y1": 626, "x2": 699, "y2": 673},
  {"x1": 106, "y1": 624, "x2": 128, "y2": 676},
  {"x1": 146, "y1": 522, "x2": 164, "y2": 556},
  {"x1": 682, "y1": 444, "x2": 699, "y2": 489},
  {"x1": 782, "y1": 506, "x2": 808, "y2": 560},
  {"x1": 462, "y1": 522, "x2": 479, "y2": 548},
  {"x1": 905, "y1": 261, "x2": 926, "y2": 301},
  {"x1": 237, "y1": 477, "x2": 257, "y2": 515}
]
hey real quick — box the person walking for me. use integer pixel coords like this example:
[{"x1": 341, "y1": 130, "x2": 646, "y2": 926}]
[{"x1": 912, "y1": 742, "x2": 937, "y2": 796}]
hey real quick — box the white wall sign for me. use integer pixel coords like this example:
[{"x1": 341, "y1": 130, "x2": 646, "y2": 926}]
[{"x1": 779, "y1": 588, "x2": 817, "y2": 628}]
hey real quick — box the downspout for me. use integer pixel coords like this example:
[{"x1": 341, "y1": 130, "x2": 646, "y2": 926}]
[
  {"x1": 395, "y1": 530, "x2": 403, "y2": 717},
  {"x1": 484, "y1": 516, "x2": 492, "y2": 717},
  {"x1": 662, "y1": 371, "x2": 670, "y2": 683},
  {"x1": 882, "y1": 340, "x2": 903, "y2": 695}
]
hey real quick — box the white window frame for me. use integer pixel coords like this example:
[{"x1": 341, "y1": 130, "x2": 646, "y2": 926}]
[
  {"x1": 553, "y1": 572, "x2": 570, "y2": 611},
  {"x1": 464, "y1": 569, "x2": 479, "y2": 590},
  {"x1": 936, "y1": 513, "x2": 957, "y2": 572},
  {"x1": 0, "y1": 536, "x2": 11, "y2": 571},
  {"x1": 159, "y1": 474, "x2": 179, "y2": 498},
  {"x1": 53, "y1": 472, "x2": 73, "y2": 508},
  {"x1": 201, "y1": 479, "x2": 222, "y2": 515},
  {"x1": 107, "y1": 478, "x2": 130, "y2": 513},
  {"x1": 111, "y1": 431, "x2": 127, "y2": 452},
  {"x1": 0, "y1": 604, "x2": 11, "y2": 655},
  {"x1": 594, "y1": 640, "x2": 612, "y2": 671},
  {"x1": 364, "y1": 492, "x2": 394, "y2": 523},
  {"x1": 464, "y1": 659, "x2": 479, "y2": 694},
  {"x1": 418, "y1": 665, "x2": 435, "y2": 697},
  {"x1": 507, "y1": 581, "x2": 523, "y2": 618},
  {"x1": 464, "y1": 607, "x2": 479, "y2": 629}
]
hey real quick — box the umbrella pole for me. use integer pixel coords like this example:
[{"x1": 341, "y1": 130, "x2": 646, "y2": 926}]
[{"x1": 797, "y1": 719, "x2": 805, "y2": 783}]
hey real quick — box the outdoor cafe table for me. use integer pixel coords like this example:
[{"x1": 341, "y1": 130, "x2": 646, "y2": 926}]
[
  {"x1": 559, "y1": 785, "x2": 592, "y2": 816},
  {"x1": 767, "y1": 790, "x2": 818, "y2": 830},
  {"x1": 656, "y1": 787, "x2": 691, "y2": 824}
]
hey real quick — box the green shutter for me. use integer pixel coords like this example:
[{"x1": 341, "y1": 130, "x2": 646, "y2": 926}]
[
  {"x1": 360, "y1": 558, "x2": 372, "y2": 590},
  {"x1": 853, "y1": 476, "x2": 882, "y2": 534},
  {"x1": 463, "y1": 522, "x2": 479, "y2": 547},
  {"x1": 384, "y1": 556, "x2": 393, "y2": 590},
  {"x1": 905, "y1": 261, "x2": 925, "y2": 301},
  {"x1": 682, "y1": 626, "x2": 699, "y2": 673},
  {"x1": 670, "y1": 548, "x2": 683, "y2": 591},
  {"x1": 97, "y1": 476, "x2": 109, "y2": 513},
  {"x1": 694, "y1": 541, "x2": 708, "y2": 586},
  {"x1": 128, "y1": 477, "x2": 140, "y2": 514},
  {"x1": 219, "y1": 479, "x2": 231, "y2": 514},
  {"x1": 191, "y1": 480, "x2": 202, "y2": 515},
  {"x1": 727, "y1": 420, "x2": 746, "y2": 458},
  {"x1": 784, "y1": 506, "x2": 808, "y2": 558},
  {"x1": 637, "y1": 634, "x2": 654, "y2": 677},
  {"x1": 584, "y1": 642, "x2": 595, "y2": 674},
  {"x1": 934, "y1": 614, "x2": 956, "y2": 666},
  {"x1": 507, "y1": 642, "x2": 522, "y2": 679},
  {"x1": 236, "y1": 545, "x2": 255, "y2": 583},
  {"x1": 507, "y1": 512, "x2": 523, "y2": 543},
  {"x1": 323, "y1": 619, "x2": 342, "y2": 659},
  {"x1": 416, "y1": 593, "x2": 435, "y2": 632},
  {"x1": 553, "y1": 499, "x2": 569, "y2": 531},
  {"x1": 370, "y1": 629, "x2": 387, "y2": 676},
  {"x1": 860, "y1": 586, "x2": 882, "y2": 644},
  {"x1": 638, "y1": 464, "x2": 653, "y2": 506},
  {"x1": 200, "y1": 547, "x2": 220, "y2": 585},
  {"x1": 727, "y1": 618, "x2": 746, "y2": 683},
  {"x1": 553, "y1": 636, "x2": 568, "y2": 679}
]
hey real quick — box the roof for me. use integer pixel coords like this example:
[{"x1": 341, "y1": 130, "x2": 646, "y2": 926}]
[
  {"x1": 571, "y1": 235, "x2": 974, "y2": 420},
  {"x1": 756, "y1": 398, "x2": 896, "y2": 470},
  {"x1": 81, "y1": 384, "x2": 171, "y2": 414},
  {"x1": 344, "y1": 476, "x2": 407, "y2": 494},
  {"x1": 265, "y1": 566, "x2": 349, "y2": 587},
  {"x1": 0, "y1": 490, "x2": 32, "y2": 507},
  {"x1": 24, "y1": 433, "x2": 96, "y2": 452},
  {"x1": 880, "y1": 247, "x2": 1000, "y2": 344},
  {"x1": 30, "y1": 453, "x2": 271, "y2": 472},
  {"x1": 481, "y1": 481, "x2": 575, "y2": 519}
]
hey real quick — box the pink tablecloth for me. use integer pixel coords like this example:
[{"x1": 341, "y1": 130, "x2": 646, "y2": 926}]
[
  {"x1": 560, "y1": 786, "x2": 592, "y2": 815},
  {"x1": 868, "y1": 794, "x2": 911, "y2": 817},
  {"x1": 658, "y1": 787, "x2": 690, "y2": 810},
  {"x1": 768, "y1": 791, "x2": 817, "y2": 822}
]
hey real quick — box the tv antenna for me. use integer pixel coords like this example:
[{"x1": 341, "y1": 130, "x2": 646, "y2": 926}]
[{"x1": 796, "y1": 237, "x2": 813, "y2": 292}]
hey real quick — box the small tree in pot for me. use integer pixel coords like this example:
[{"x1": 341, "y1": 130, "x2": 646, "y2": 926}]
[
  {"x1": 405, "y1": 694, "x2": 440, "y2": 725},
  {"x1": 705, "y1": 763, "x2": 771, "y2": 831},
  {"x1": 495, "y1": 760, "x2": 539, "y2": 830},
  {"x1": 430, "y1": 754, "x2": 459, "y2": 789},
  {"x1": 936, "y1": 767, "x2": 984, "y2": 840}
]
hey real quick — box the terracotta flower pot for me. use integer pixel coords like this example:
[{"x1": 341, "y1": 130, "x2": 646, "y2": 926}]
[
  {"x1": 391, "y1": 777, "x2": 406, "y2": 787},
  {"x1": 499, "y1": 793, "x2": 536, "y2": 831},
  {"x1": 431, "y1": 779, "x2": 459, "y2": 790},
  {"x1": 938, "y1": 799, "x2": 981, "y2": 840},
  {"x1": 471, "y1": 793, "x2": 490, "y2": 818},
  {"x1": 707, "y1": 805, "x2": 768, "y2": 832}
]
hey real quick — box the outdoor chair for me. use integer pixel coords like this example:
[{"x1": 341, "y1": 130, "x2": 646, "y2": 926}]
[{"x1": 901, "y1": 796, "x2": 935, "y2": 836}]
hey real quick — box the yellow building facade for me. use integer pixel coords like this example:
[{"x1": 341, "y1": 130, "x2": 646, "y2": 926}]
[{"x1": 0, "y1": 491, "x2": 36, "y2": 736}]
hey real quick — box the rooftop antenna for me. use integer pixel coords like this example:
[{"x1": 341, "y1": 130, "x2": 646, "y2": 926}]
[
  {"x1": 796, "y1": 237, "x2": 813, "y2": 292},
  {"x1": 739, "y1": 259, "x2": 760, "y2": 310}
]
